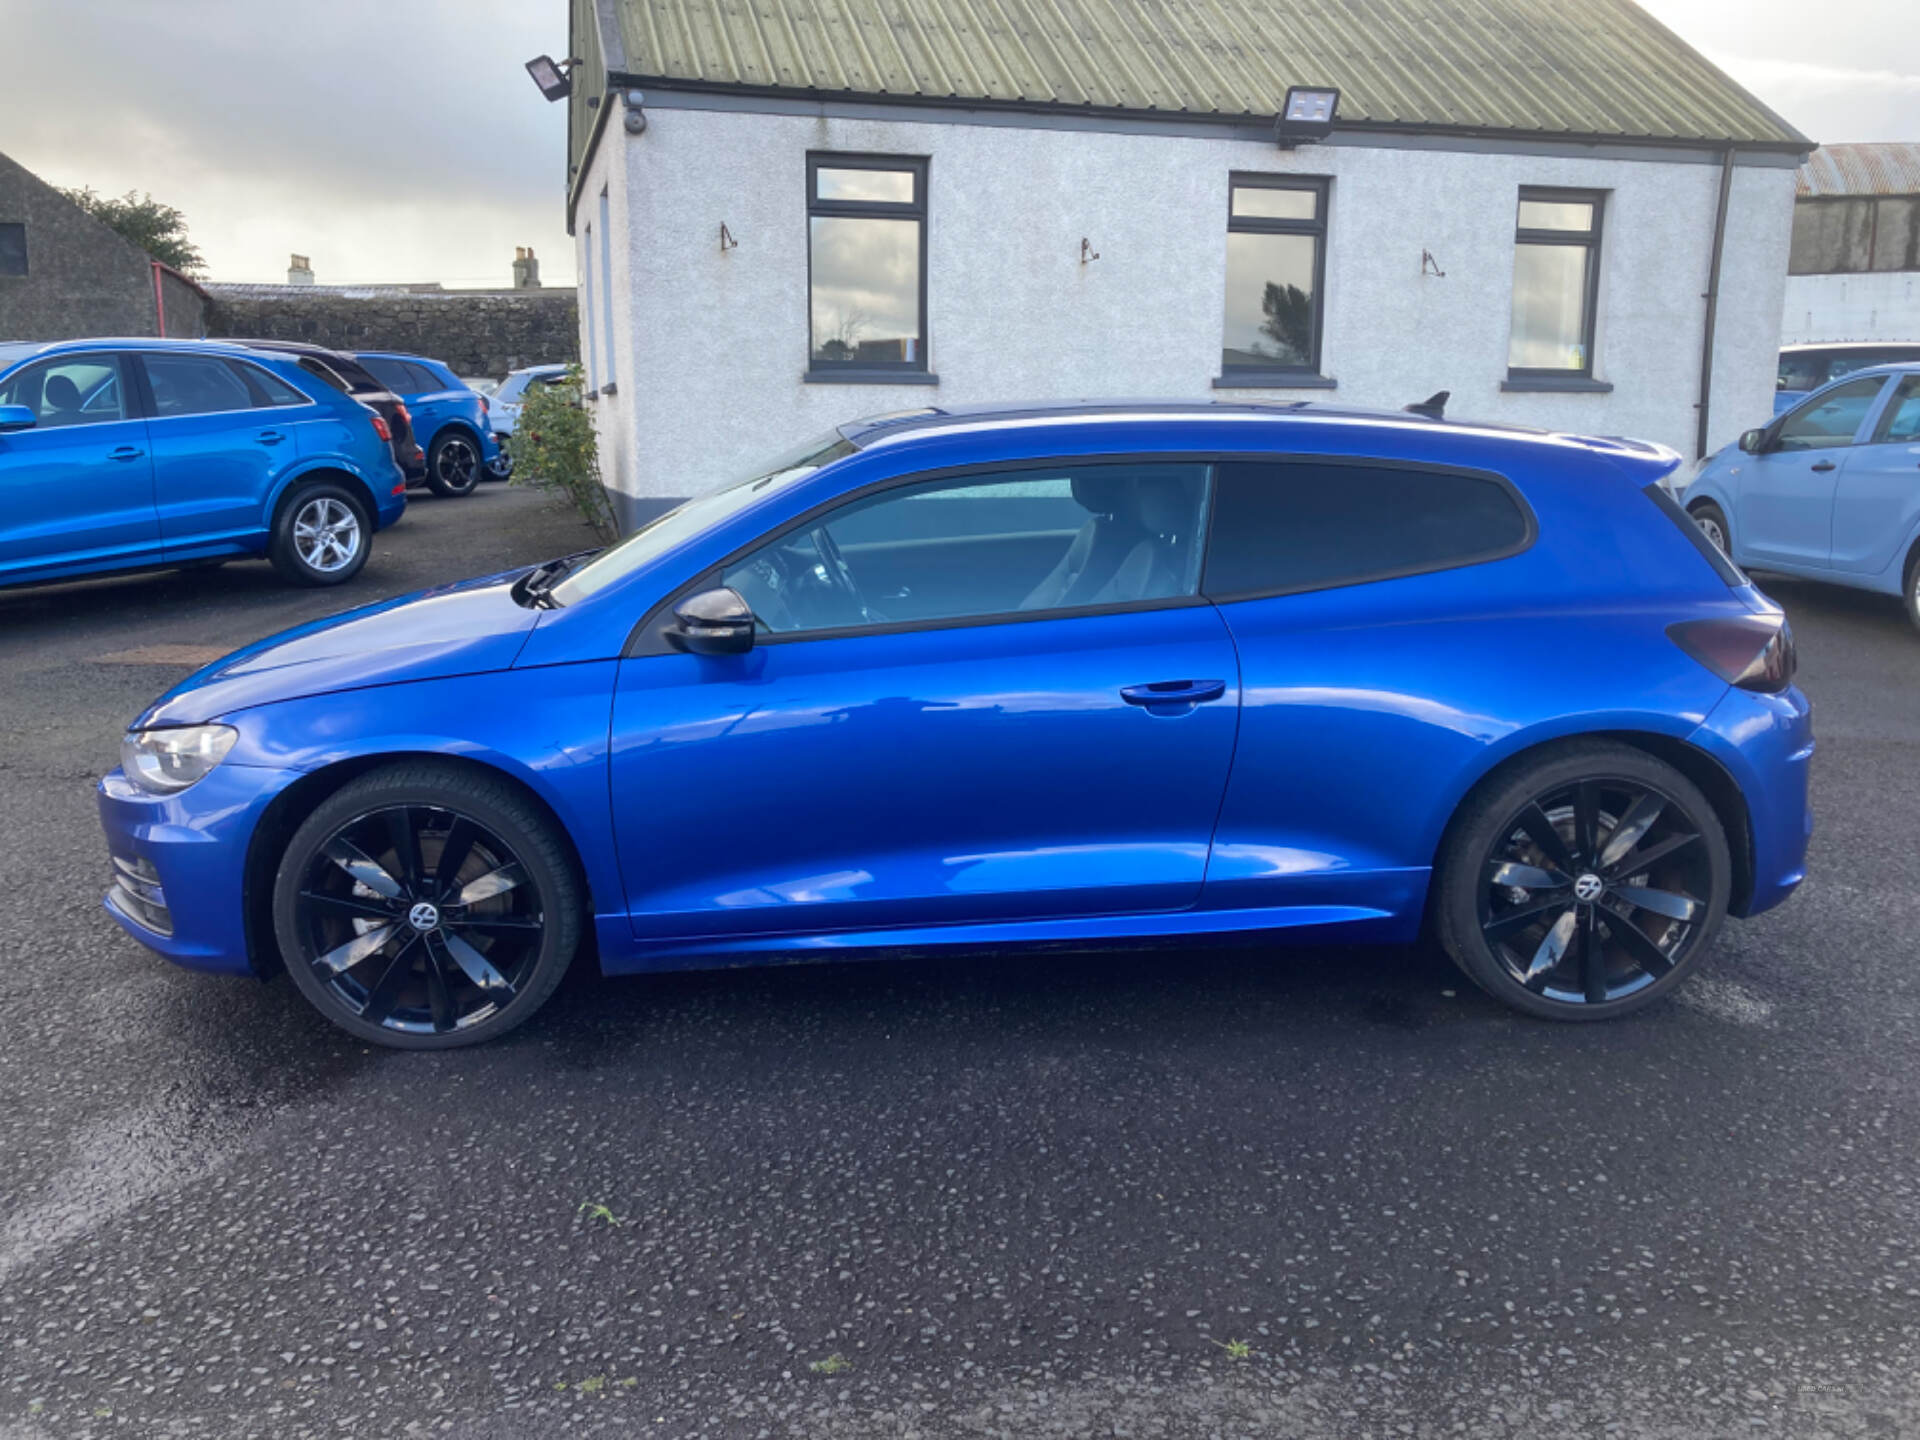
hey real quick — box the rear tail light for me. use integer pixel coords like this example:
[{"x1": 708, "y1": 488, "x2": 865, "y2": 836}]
[
  {"x1": 480, "y1": 396, "x2": 490, "y2": 417},
  {"x1": 1668, "y1": 615, "x2": 1795, "y2": 694},
  {"x1": 395, "y1": 402, "x2": 412, "y2": 428},
  {"x1": 370, "y1": 414, "x2": 392, "y2": 441}
]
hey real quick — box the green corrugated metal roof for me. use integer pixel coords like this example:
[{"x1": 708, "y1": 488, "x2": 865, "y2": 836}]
[{"x1": 593, "y1": 0, "x2": 1806, "y2": 148}]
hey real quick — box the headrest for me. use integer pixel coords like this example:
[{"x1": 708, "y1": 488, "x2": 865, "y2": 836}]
[
  {"x1": 1071, "y1": 473, "x2": 1135, "y2": 517},
  {"x1": 42, "y1": 374, "x2": 82, "y2": 410},
  {"x1": 1134, "y1": 473, "x2": 1195, "y2": 534}
]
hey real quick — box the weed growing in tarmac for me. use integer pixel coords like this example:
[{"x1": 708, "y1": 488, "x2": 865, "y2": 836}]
[
  {"x1": 577, "y1": 1201, "x2": 624, "y2": 1227},
  {"x1": 809, "y1": 1354, "x2": 852, "y2": 1376}
]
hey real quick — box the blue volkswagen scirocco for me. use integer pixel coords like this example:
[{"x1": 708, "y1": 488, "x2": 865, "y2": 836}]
[{"x1": 98, "y1": 402, "x2": 1813, "y2": 1047}]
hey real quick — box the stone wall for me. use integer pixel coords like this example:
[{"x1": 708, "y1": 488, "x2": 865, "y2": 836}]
[
  {"x1": 0, "y1": 150, "x2": 208, "y2": 341},
  {"x1": 204, "y1": 286, "x2": 578, "y2": 378}
]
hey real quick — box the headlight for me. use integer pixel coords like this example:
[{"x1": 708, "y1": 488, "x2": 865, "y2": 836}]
[{"x1": 120, "y1": 725, "x2": 238, "y2": 793}]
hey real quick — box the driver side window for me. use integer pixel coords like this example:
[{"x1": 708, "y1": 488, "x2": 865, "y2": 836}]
[
  {"x1": 1775, "y1": 376, "x2": 1887, "y2": 452},
  {"x1": 720, "y1": 464, "x2": 1211, "y2": 636},
  {"x1": 0, "y1": 355, "x2": 126, "y2": 428}
]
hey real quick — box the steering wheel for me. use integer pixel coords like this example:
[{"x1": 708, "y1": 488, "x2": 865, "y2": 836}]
[{"x1": 809, "y1": 525, "x2": 870, "y2": 625}]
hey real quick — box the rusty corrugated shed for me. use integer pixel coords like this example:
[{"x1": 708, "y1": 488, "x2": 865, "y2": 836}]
[
  {"x1": 588, "y1": 0, "x2": 1806, "y2": 147},
  {"x1": 1796, "y1": 142, "x2": 1920, "y2": 199}
]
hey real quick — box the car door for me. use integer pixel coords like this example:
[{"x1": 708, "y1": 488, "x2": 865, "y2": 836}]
[
  {"x1": 1194, "y1": 456, "x2": 1541, "y2": 922},
  {"x1": 1830, "y1": 372, "x2": 1920, "y2": 576},
  {"x1": 0, "y1": 351, "x2": 159, "y2": 581},
  {"x1": 1739, "y1": 375, "x2": 1888, "y2": 570},
  {"x1": 138, "y1": 351, "x2": 304, "y2": 554},
  {"x1": 607, "y1": 462, "x2": 1241, "y2": 941}
]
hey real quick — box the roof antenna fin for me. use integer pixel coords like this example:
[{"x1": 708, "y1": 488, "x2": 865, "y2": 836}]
[{"x1": 1405, "y1": 389, "x2": 1449, "y2": 419}]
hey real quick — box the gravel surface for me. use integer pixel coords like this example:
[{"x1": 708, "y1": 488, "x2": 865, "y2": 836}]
[{"x1": 2, "y1": 486, "x2": 1917, "y2": 1439}]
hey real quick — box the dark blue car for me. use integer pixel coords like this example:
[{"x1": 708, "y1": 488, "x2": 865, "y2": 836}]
[
  {"x1": 353, "y1": 351, "x2": 507, "y2": 496},
  {"x1": 98, "y1": 402, "x2": 1812, "y2": 1048},
  {"x1": 0, "y1": 338, "x2": 407, "y2": 589}
]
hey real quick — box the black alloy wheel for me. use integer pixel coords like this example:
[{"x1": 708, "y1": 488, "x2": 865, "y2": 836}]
[
  {"x1": 427, "y1": 431, "x2": 482, "y2": 497},
  {"x1": 1436, "y1": 743, "x2": 1731, "y2": 1020},
  {"x1": 274, "y1": 764, "x2": 579, "y2": 1047}
]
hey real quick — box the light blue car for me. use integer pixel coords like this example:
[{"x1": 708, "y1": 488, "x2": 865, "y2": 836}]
[
  {"x1": 1685, "y1": 363, "x2": 1920, "y2": 632},
  {"x1": 488, "y1": 363, "x2": 571, "y2": 439}
]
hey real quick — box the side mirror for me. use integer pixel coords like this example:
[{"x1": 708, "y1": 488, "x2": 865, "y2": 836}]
[
  {"x1": 1738, "y1": 428, "x2": 1766, "y2": 455},
  {"x1": 0, "y1": 404, "x2": 37, "y2": 433},
  {"x1": 667, "y1": 586, "x2": 756, "y2": 656}
]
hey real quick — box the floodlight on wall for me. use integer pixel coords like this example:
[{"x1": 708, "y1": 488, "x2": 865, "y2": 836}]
[
  {"x1": 525, "y1": 55, "x2": 581, "y2": 102},
  {"x1": 1275, "y1": 86, "x2": 1339, "y2": 148}
]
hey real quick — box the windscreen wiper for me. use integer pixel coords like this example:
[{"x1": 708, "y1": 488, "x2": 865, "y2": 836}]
[{"x1": 513, "y1": 549, "x2": 601, "y2": 608}]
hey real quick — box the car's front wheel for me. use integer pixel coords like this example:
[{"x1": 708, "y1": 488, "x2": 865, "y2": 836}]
[
  {"x1": 1904, "y1": 548, "x2": 1920, "y2": 636},
  {"x1": 269, "y1": 480, "x2": 370, "y2": 586},
  {"x1": 426, "y1": 430, "x2": 483, "y2": 497},
  {"x1": 1434, "y1": 742, "x2": 1732, "y2": 1021},
  {"x1": 272, "y1": 762, "x2": 582, "y2": 1048},
  {"x1": 1688, "y1": 499, "x2": 1731, "y2": 558}
]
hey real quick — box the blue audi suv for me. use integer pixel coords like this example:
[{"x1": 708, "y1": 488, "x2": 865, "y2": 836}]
[
  {"x1": 0, "y1": 338, "x2": 407, "y2": 590},
  {"x1": 97, "y1": 402, "x2": 1812, "y2": 1047},
  {"x1": 354, "y1": 351, "x2": 508, "y2": 494}
]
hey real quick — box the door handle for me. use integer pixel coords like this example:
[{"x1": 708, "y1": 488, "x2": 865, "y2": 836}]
[
  {"x1": 256, "y1": 430, "x2": 286, "y2": 445},
  {"x1": 1810, "y1": 459, "x2": 1837, "y2": 472},
  {"x1": 1120, "y1": 679, "x2": 1228, "y2": 706},
  {"x1": 107, "y1": 446, "x2": 145, "y2": 461}
]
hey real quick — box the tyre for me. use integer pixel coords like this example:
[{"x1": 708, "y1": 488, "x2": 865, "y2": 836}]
[
  {"x1": 272, "y1": 762, "x2": 582, "y2": 1049},
  {"x1": 1687, "y1": 500, "x2": 1731, "y2": 559},
  {"x1": 1904, "y1": 548, "x2": 1920, "y2": 636},
  {"x1": 425, "y1": 429, "x2": 482, "y2": 497},
  {"x1": 269, "y1": 480, "x2": 370, "y2": 586},
  {"x1": 1434, "y1": 742, "x2": 1732, "y2": 1021}
]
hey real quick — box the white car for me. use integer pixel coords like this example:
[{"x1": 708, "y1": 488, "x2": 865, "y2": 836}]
[{"x1": 490, "y1": 363, "x2": 571, "y2": 438}]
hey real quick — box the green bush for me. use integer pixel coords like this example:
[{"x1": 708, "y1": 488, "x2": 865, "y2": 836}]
[{"x1": 506, "y1": 364, "x2": 619, "y2": 542}]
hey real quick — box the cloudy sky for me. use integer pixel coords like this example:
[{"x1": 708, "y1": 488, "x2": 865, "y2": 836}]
[{"x1": 0, "y1": 0, "x2": 1914, "y2": 290}]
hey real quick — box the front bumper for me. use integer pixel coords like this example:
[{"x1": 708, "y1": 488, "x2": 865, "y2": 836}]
[
  {"x1": 97, "y1": 762, "x2": 303, "y2": 975},
  {"x1": 1686, "y1": 683, "x2": 1815, "y2": 918}
]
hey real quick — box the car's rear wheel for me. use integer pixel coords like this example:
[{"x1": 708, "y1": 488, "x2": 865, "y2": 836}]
[
  {"x1": 269, "y1": 481, "x2": 369, "y2": 586},
  {"x1": 426, "y1": 431, "x2": 482, "y2": 497},
  {"x1": 1434, "y1": 743, "x2": 1731, "y2": 1021},
  {"x1": 272, "y1": 763, "x2": 581, "y2": 1049},
  {"x1": 1688, "y1": 500, "x2": 1731, "y2": 558},
  {"x1": 1904, "y1": 548, "x2": 1920, "y2": 635}
]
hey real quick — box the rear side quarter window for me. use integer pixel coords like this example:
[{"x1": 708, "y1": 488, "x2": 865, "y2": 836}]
[{"x1": 1202, "y1": 459, "x2": 1534, "y2": 599}]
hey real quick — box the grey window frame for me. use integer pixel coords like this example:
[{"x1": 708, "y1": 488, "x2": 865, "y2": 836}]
[
  {"x1": 1215, "y1": 174, "x2": 1331, "y2": 388},
  {"x1": 1770, "y1": 374, "x2": 1892, "y2": 451},
  {"x1": 1507, "y1": 187, "x2": 1606, "y2": 384},
  {"x1": 227, "y1": 358, "x2": 316, "y2": 408},
  {"x1": 1869, "y1": 373, "x2": 1920, "y2": 445},
  {"x1": 138, "y1": 351, "x2": 259, "y2": 419},
  {"x1": 0, "y1": 222, "x2": 25, "y2": 278},
  {"x1": 804, "y1": 152, "x2": 933, "y2": 386}
]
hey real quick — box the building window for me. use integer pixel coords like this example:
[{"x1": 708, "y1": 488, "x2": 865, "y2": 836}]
[
  {"x1": 598, "y1": 188, "x2": 616, "y2": 389},
  {"x1": 1218, "y1": 175, "x2": 1329, "y2": 383},
  {"x1": 581, "y1": 220, "x2": 599, "y2": 392},
  {"x1": 1508, "y1": 189, "x2": 1604, "y2": 376},
  {"x1": 806, "y1": 154, "x2": 931, "y2": 382},
  {"x1": 0, "y1": 222, "x2": 25, "y2": 277}
]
